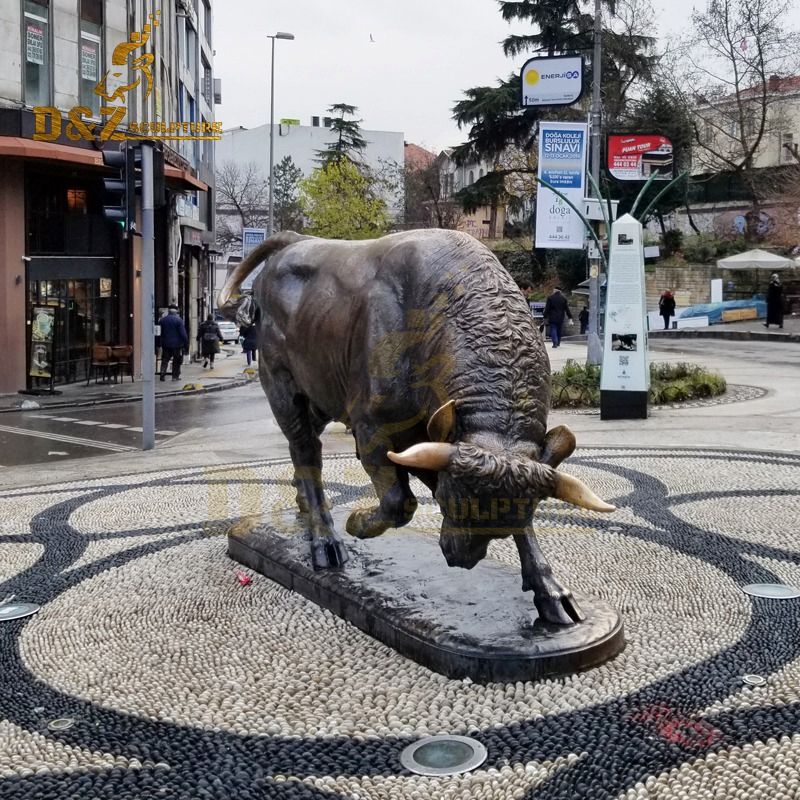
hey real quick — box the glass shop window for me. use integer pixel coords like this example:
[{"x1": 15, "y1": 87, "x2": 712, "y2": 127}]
[
  {"x1": 79, "y1": 0, "x2": 103, "y2": 118},
  {"x1": 24, "y1": 0, "x2": 51, "y2": 107}
]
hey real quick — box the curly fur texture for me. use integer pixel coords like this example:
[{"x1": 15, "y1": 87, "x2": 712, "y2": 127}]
[
  {"x1": 420, "y1": 235, "x2": 551, "y2": 444},
  {"x1": 449, "y1": 442, "x2": 556, "y2": 498}
]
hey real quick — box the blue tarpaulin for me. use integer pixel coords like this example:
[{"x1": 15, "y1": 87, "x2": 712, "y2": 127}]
[{"x1": 677, "y1": 298, "x2": 766, "y2": 325}]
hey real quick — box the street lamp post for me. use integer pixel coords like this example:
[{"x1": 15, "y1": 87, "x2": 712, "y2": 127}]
[{"x1": 268, "y1": 31, "x2": 294, "y2": 237}]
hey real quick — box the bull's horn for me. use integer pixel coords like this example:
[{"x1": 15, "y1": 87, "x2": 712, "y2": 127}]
[
  {"x1": 554, "y1": 472, "x2": 616, "y2": 512},
  {"x1": 427, "y1": 399, "x2": 456, "y2": 442},
  {"x1": 387, "y1": 442, "x2": 455, "y2": 471},
  {"x1": 541, "y1": 425, "x2": 576, "y2": 468}
]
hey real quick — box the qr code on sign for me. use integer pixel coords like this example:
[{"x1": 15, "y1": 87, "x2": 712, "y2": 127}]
[{"x1": 619, "y1": 356, "x2": 629, "y2": 366}]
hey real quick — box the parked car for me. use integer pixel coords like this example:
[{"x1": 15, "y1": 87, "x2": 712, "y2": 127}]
[{"x1": 214, "y1": 314, "x2": 240, "y2": 344}]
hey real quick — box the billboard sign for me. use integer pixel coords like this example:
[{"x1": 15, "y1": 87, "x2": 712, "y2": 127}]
[
  {"x1": 242, "y1": 227, "x2": 267, "y2": 258},
  {"x1": 520, "y1": 55, "x2": 583, "y2": 107},
  {"x1": 535, "y1": 121, "x2": 588, "y2": 249},
  {"x1": 607, "y1": 134, "x2": 673, "y2": 181}
]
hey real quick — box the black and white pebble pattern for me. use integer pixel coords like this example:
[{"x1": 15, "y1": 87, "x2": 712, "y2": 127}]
[{"x1": 0, "y1": 447, "x2": 799, "y2": 799}]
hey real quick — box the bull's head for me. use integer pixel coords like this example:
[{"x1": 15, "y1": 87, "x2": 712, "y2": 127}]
[{"x1": 387, "y1": 401, "x2": 614, "y2": 568}]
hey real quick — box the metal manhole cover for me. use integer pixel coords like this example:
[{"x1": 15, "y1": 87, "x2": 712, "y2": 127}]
[
  {"x1": 0, "y1": 602, "x2": 40, "y2": 621},
  {"x1": 400, "y1": 735, "x2": 488, "y2": 776},
  {"x1": 742, "y1": 583, "x2": 800, "y2": 599},
  {"x1": 47, "y1": 718, "x2": 75, "y2": 731}
]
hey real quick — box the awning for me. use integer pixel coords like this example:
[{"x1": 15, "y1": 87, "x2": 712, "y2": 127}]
[
  {"x1": 716, "y1": 249, "x2": 795, "y2": 270},
  {"x1": 0, "y1": 136, "x2": 208, "y2": 192}
]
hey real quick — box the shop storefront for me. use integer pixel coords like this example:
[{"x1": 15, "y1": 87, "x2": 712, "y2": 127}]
[{"x1": 26, "y1": 268, "x2": 117, "y2": 389}]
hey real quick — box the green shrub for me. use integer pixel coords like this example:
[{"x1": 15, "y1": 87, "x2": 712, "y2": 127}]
[
  {"x1": 661, "y1": 229, "x2": 683, "y2": 256},
  {"x1": 550, "y1": 360, "x2": 726, "y2": 408}
]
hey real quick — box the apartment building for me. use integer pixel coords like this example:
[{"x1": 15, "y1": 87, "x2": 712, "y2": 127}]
[{"x1": 0, "y1": 0, "x2": 218, "y2": 394}]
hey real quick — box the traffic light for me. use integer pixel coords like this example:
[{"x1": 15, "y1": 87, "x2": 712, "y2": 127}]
[{"x1": 102, "y1": 144, "x2": 140, "y2": 238}]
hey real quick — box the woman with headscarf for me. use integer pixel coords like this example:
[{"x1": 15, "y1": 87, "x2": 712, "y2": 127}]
[
  {"x1": 659, "y1": 290, "x2": 676, "y2": 330},
  {"x1": 765, "y1": 273, "x2": 784, "y2": 329}
]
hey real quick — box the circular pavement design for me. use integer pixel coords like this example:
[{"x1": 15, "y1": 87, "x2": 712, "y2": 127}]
[{"x1": 0, "y1": 447, "x2": 799, "y2": 799}]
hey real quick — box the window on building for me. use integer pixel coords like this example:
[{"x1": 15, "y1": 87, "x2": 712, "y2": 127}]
[
  {"x1": 478, "y1": 168, "x2": 484, "y2": 179},
  {"x1": 203, "y1": 0, "x2": 211, "y2": 45},
  {"x1": 202, "y1": 56, "x2": 212, "y2": 105},
  {"x1": 66, "y1": 188, "x2": 87, "y2": 212},
  {"x1": 79, "y1": 0, "x2": 103, "y2": 117},
  {"x1": 468, "y1": 170, "x2": 474, "y2": 184},
  {"x1": 781, "y1": 133, "x2": 795, "y2": 163},
  {"x1": 24, "y1": 0, "x2": 51, "y2": 107},
  {"x1": 185, "y1": 21, "x2": 197, "y2": 71}
]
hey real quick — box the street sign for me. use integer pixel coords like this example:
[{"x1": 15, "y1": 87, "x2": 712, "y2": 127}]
[
  {"x1": 242, "y1": 227, "x2": 267, "y2": 258},
  {"x1": 520, "y1": 55, "x2": 583, "y2": 107},
  {"x1": 607, "y1": 134, "x2": 673, "y2": 181}
]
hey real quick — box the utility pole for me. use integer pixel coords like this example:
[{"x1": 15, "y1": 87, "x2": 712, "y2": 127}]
[
  {"x1": 140, "y1": 142, "x2": 155, "y2": 451},
  {"x1": 587, "y1": 0, "x2": 604, "y2": 365}
]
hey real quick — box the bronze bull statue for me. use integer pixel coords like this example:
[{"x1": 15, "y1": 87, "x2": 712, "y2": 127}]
[{"x1": 219, "y1": 229, "x2": 615, "y2": 625}]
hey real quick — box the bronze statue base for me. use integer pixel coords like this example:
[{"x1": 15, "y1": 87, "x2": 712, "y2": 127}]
[{"x1": 227, "y1": 509, "x2": 625, "y2": 682}]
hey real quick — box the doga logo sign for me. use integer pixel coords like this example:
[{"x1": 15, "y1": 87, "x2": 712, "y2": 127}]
[
  {"x1": 520, "y1": 55, "x2": 583, "y2": 107},
  {"x1": 33, "y1": 11, "x2": 222, "y2": 143}
]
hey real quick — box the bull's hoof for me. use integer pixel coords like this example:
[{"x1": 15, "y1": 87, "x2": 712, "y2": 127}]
[
  {"x1": 534, "y1": 592, "x2": 585, "y2": 626},
  {"x1": 345, "y1": 508, "x2": 391, "y2": 540},
  {"x1": 311, "y1": 538, "x2": 349, "y2": 570}
]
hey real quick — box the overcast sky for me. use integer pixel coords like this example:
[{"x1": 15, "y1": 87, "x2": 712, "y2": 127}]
[{"x1": 213, "y1": 0, "x2": 695, "y2": 154}]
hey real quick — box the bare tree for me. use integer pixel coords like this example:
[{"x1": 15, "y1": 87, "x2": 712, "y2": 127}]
[
  {"x1": 664, "y1": 0, "x2": 800, "y2": 239},
  {"x1": 215, "y1": 161, "x2": 268, "y2": 253}
]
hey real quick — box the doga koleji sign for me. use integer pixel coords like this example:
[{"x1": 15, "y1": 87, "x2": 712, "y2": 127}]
[{"x1": 33, "y1": 11, "x2": 222, "y2": 143}]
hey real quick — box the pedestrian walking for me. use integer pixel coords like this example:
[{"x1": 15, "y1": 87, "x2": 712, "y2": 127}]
[
  {"x1": 579, "y1": 305, "x2": 589, "y2": 334},
  {"x1": 764, "y1": 273, "x2": 784, "y2": 329},
  {"x1": 659, "y1": 290, "x2": 676, "y2": 330},
  {"x1": 240, "y1": 322, "x2": 258, "y2": 366},
  {"x1": 543, "y1": 287, "x2": 573, "y2": 348},
  {"x1": 197, "y1": 314, "x2": 224, "y2": 369},
  {"x1": 159, "y1": 304, "x2": 188, "y2": 382}
]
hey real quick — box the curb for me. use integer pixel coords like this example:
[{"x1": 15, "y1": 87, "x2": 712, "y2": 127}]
[
  {"x1": 648, "y1": 329, "x2": 799, "y2": 343},
  {"x1": 0, "y1": 376, "x2": 253, "y2": 414},
  {"x1": 562, "y1": 330, "x2": 799, "y2": 344}
]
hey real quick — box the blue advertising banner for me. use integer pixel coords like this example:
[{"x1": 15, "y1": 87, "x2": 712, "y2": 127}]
[{"x1": 535, "y1": 121, "x2": 588, "y2": 249}]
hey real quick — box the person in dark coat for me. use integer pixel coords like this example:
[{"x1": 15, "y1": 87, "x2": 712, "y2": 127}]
[
  {"x1": 240, "y1": 322, "x2": 258, "y2": 366},
  {"x1": 197, "y1": 314, "x2": 224, "y2": 369},
  {"x1": 159, "y1": 304, "x2": 189, "y2": 381},
  {"x1": 659, "y1": 290, "x2": 676, "y2": 330},
  {"x1": 579, "y1": 305, "x2": 589, "y2": 334},
  {"x1": 765, "y1": 273, "x2": 784, "y2": 329},
  {"x1": 543, "y1": 287, "x2": 572, "y2": 348}
]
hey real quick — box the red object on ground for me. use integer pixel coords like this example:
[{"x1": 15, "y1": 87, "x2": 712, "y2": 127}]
[
  {"x1": 627, "y1": 704, "x2": 723, "y2": 750},
  {"x1": 235, "y1": 570, "x2": 252, "y2": 586}
]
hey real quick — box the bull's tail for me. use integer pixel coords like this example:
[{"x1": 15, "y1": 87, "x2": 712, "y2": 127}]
[{"x1": 217, "y1": 231, "x2": 309, "y2": 317}]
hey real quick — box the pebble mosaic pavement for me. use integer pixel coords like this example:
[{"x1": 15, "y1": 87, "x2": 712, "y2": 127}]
[{"x1": 1, "y1": 447, "x2": 800, "y2": 799}]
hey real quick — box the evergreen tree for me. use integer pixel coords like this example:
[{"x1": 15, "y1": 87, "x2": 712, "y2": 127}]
[
  {"x1": 272, "y1": 156, "x2": 304, "y2": 232},
  {"x1": 316, "y1": 103, "x2": 369, "y2": 167}
]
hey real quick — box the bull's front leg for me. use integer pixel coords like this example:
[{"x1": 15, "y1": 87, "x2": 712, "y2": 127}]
[
  {"x1": 261, "y1": 368, "x2": 348, "y2": 570},
  {"x1": 345, "y1": 450, "x2": 418, "y2": 540},
  {"x1": 514, "y1": 530, "x2": 584, "y2": 625}
]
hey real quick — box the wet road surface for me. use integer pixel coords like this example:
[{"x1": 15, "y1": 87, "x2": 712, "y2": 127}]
[{"x1": 0, "y1": 385, "x2": 270, "y2": 469}]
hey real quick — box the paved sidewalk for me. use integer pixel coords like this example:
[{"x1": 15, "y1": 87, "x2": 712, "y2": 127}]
[
  {"x1": 0, "y1": 346, "x2": 256, "y2": 413},
  {"x1": 564, "y1": 314, "x2": 800, "y2": 345}
]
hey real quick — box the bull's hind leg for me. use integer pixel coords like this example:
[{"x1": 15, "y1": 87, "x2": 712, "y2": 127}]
[
  {"x1": 345, "y1": 431, "x2": 418, "y2": 539},
  {"x1": 514, "y1": 531, "x2": 584, "y2": 625},
  {"x1": 262, "y1": 368, "x2": 348, "y2": 569}
]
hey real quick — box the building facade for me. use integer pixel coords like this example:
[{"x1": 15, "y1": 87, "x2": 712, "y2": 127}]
[
  {"x1": 214, "y1": 118, "x2": 404, "y2": 261},
  {"x1": 0, "y1": 0, "x2": 217, "y2": 395}
]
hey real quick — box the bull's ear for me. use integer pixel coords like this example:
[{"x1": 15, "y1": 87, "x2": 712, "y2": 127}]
[
  {"x1": 541, "y1": 425, "x2": 576, "y2": 468},
  {"x1": 427, "y1": 399, "x2": 457, "y2": 443}
]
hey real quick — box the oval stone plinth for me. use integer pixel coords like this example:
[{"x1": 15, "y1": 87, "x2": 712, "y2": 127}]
[{"x1": 227, "y1": 509, "x2": 624, "y2": 682}]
